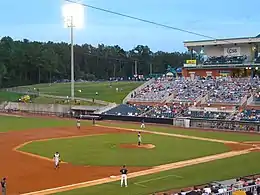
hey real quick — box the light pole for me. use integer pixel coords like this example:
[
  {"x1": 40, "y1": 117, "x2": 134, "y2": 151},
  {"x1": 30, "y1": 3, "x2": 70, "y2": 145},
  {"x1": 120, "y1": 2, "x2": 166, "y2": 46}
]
[
  {"x1": 62, "y1": 1, "x2": 84, "y2": 100},
  {"x1": 70, "y1": 16, "x2": 75, "y2": 100}
]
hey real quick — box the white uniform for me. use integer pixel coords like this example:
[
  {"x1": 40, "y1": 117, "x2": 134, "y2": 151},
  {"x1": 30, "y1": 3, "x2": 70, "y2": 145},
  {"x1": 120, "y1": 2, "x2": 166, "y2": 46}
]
[
  {"x1": 77, "y1": 120, "x2": 81, "y2": 128},
  {"x1": 120, "y1": 168, "x2": 128, "y2": 187},
  {"x1": 140, "y1": 121, "x2": 145, "y2": 128},
  {"x1": 53, "y1": 153, "x2": 60, "y2": 168},
  {"x1": 138, "y1": 133, "x2": 142, "y2": 143}
]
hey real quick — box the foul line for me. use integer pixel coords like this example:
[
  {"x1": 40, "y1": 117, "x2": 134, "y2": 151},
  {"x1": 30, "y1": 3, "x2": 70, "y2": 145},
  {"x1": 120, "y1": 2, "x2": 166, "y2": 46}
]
[
  {"x1": 134, "y1": 174, "x2": 183, "y2": 187},
  {"x1": 19, "y1": 125, "x2": 256, "y2": 195},
  {"x1": 95, "y1": 125, "x2": 239, "y2": 144},
  {"x1": 20, "y1": 149, "x2": 251, "y2": 195}
]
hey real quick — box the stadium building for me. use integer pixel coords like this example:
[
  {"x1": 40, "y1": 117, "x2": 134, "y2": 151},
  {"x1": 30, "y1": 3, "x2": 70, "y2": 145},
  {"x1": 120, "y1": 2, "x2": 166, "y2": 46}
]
[{"x1": 182, "y1": 34, "x2": 260, "y2": 79}]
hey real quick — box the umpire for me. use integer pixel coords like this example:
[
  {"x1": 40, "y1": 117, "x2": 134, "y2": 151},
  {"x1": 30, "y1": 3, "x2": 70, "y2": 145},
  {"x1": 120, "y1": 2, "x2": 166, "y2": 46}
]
[{"x1": 1, "y1": 177, "x2": 6, "y2": 195}]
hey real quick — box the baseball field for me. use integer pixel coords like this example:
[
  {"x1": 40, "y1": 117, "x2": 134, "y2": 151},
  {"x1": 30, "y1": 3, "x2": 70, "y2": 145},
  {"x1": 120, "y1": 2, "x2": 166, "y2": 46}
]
[
  {"x1": 1, "y1": 115, "x2": 260, "y2": 195},
  {"x1": 15, "y1": 81, "x2": 143, "y2": 104}
]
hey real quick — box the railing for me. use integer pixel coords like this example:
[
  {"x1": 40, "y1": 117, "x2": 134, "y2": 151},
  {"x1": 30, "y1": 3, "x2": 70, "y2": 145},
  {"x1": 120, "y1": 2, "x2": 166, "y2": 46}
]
[
  {"x1": 123, "y1": 79, "x2": 154, "y2": 104},
  {"x1": 188, "y1": 107, "x2": 235, "y2": 113},
  {"x1": 240, "y1": 95, "x2": 248, "y2": 106},
  {"x1": 247, "y1": 94, "x2": 254, "y2": 105},
  {"x1": 215, "y1": 184, "x2": 260, "y2": 195},
  {"x1": 189, "y1": 118, "x2": 260, "y2": 132}
]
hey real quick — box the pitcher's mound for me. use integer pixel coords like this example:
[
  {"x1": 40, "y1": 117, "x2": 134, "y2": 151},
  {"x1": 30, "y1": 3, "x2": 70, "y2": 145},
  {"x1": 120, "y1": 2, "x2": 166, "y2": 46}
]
[{"x1": 120, "y1": 143, "x2": 155, "y2": 149}]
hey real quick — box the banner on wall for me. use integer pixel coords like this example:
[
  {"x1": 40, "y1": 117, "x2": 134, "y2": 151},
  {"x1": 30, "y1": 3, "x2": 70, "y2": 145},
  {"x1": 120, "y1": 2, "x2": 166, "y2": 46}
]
[
  {"x1": 224, "y1": 47, "x2": 241, "y2": 56},
  {"x1": 186, "y1": 60, "x2": 197, "y2": 64}
]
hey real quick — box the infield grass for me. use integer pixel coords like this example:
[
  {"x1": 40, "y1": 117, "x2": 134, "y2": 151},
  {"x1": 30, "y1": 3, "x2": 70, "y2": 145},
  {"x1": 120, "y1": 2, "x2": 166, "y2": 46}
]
[
  {"x1": 20, "y1": 133, "x2": 229, "y2": 166},
  {"x1": 17, "y1": 81, "x2": 143, "y2": 103},
  {"x1": 56, "y1": 152, "x2": 260, "y2": 195},
  {"x1": 99, "y1": 121, "x2": 260, "y2": 142}
]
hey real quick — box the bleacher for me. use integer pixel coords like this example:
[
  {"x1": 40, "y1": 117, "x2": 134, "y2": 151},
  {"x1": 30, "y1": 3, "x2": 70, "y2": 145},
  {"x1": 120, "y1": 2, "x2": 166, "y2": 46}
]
[{"x1": 103, "y1": 104, "x2": 150, "y2": 116}]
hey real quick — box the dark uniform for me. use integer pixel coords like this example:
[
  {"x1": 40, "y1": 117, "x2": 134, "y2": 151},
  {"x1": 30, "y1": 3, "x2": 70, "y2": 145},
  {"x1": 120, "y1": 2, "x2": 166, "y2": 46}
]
[
  {"x1": 1, "y1": 178, "x2": 6, "y2": 195},
  {"x1": 120, "y1": 166, "x2": 128, "y2": 187},
  {"x1": 138, "y1": 132, "x2": 141, "y2": 145}
]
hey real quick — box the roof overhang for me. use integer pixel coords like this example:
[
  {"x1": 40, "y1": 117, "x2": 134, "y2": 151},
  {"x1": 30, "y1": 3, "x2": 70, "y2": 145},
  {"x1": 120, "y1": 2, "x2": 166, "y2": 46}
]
[{"x1": 184, "y1": 37, "x2": 260, "y2": 48}]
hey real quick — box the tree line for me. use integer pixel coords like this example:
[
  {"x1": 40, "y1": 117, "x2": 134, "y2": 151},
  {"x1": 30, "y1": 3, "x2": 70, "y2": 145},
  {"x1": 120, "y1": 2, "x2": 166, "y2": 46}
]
[{"x1": 0, "y1": 36, "x2": 190, "y2": 88}]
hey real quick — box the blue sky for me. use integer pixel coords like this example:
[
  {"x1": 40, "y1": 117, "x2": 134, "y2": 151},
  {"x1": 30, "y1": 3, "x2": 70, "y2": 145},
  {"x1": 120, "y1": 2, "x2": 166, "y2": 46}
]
[{"x1": 0, "y1": 0, "x2": 259, "y2": 52}]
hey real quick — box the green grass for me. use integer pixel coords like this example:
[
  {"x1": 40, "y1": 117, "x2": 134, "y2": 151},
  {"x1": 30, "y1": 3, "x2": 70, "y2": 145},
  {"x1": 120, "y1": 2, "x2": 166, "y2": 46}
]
[
  {"x1": 99, "y1": 121, "x2": 260, "y2": 142},
  {"x1": 0, "y1": 91, "x2": 22, "y2": 102},
  {"x1": 56, "y1": 152, "x2": 260, "y2": 195},
  {"x1": 20, "y1": 133, "x2": 228, "y2": 166},
  {"x1": 0, "y1": 116, "x2": 87, "y2": 132},
  {"x1": 31, "y1": 96, "x2": 102, "y2": 106},
  {"x1": 17, "y1": 81, "x2": 143, "y2": 103}
]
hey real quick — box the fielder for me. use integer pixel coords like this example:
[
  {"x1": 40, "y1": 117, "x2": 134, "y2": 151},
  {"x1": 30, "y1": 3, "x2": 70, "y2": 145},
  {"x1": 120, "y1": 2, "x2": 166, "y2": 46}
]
[
  {"x1": 138, "y1": 132, "x2": 142, "y2": 146},
  {"x1": 1, "y1": 177, "x2": 6, "y2": 195},
  {"x1": 53, "y1": 152, "x2": 61, "y2": 169},
  {"x1": 140, "y1": 119, "x2": 145, "y2": 129},
  {"x1": 120, "y1": 165, "x2": 128, "y2": 187},
  {"x1": 77, "y1": 119, "x2": 81, "y2": 129}
]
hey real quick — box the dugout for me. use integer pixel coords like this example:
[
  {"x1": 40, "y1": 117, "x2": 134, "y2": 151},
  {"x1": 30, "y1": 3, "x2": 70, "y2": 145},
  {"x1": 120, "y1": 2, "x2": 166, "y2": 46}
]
[{"x1": 70, "y1": 105, "x2": 102, "y2": 118}]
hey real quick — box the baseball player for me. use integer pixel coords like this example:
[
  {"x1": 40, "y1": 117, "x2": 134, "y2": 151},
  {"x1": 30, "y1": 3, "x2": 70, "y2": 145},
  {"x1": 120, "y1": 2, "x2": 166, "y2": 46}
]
[
  {"x1": 140, "y1": 119, "x2": 145, "y2": 129},
  {"x1": 120, "y1": 165, "x2": 128, "y2": 187},
  {"x1": 53, "y1": 152, "x2": 61, "y2": 169},
  {"x1": 138, "y1": 132, "x2": 142, "y2": 146},
  {"x1": 77, "y1": 119, "x2": 81, "y2": 129},
  {"x1": 1, "y1": 177, "x2": 6, "y2": 195}
]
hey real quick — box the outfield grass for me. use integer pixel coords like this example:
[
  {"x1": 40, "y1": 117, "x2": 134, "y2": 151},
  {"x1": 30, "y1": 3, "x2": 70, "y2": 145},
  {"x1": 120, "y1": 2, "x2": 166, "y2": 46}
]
[
  {"x1": 31, "y1": 96, "x2": 102, "y2": 106},
  {"x1": 20, "y1": 133, "x2": 229, "y2": 166},
  {"x1": 56, "y1": 152, "x2": 260, "y2": 195},
  {"x1": 17, "y1": 81, "x2": 143, "y2": 103},
  {"x1": 0, "y1": 91, "x2": 21, "y2": 102},
  {"x1": 0, "y1": 116, "x2": 85, "y2": 132},
  {"x1": 100, "y1": 121, "x2": 260, "y2": 142}
]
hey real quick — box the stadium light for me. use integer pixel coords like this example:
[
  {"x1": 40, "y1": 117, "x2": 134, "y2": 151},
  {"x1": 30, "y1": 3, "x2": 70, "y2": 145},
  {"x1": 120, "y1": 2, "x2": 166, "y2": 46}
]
[{"x1": 62, "y1": 1, "x2": 85, "y2": 100}]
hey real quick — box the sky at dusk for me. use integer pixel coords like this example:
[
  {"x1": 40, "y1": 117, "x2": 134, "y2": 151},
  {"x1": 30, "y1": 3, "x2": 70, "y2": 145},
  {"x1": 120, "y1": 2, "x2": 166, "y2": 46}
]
[{"x1": 0, "y1": 0, "x2": 260, "y2": 52}]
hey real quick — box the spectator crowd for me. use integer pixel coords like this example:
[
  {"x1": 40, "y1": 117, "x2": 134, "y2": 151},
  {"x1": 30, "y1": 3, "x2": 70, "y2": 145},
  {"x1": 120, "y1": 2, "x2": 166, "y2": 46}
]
[{"x1": 104, "y1": 77, "x2": 260, "y2": 122}]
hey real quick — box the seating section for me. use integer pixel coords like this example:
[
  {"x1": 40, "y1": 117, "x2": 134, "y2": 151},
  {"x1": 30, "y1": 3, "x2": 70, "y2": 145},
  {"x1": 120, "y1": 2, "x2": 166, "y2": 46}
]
[
  {"x1": 131, "y1": 78, "x2": 216, "y2": 102},
  {"x1": 171, "y1": 176, "x2": 260, "y2": 195},
  {"x1": 131, "y1": 77, "x2": 260, "y2": 104},
  {"x1": 103, "y1": 104, "x2": 150, "y2": 116},
  {"x1": 254, "y1": 92, "x2": 260, "y2": 103},
  {"x1": 255, "y1": 56, "x2": 260, "y2": 63},
  {"x1": 236, "y1": 109, "x2": 260, "y2": 121},
  {"x1": 104, "y1": 77, "x2": 260, "y2": 121},
  {"x1": 143, "y1": 104, "x2": 188, "y2": 118},
  {"x1": 203, "y1": 55, "x2": 247, "y2": 65},
  {"x1": 206, "y1": 78, "x2": 258, "y2": 104},
  {"x1": 131, "y1": 78, "x2": 175, "y2": 102},
  {"x1": 189, "y1": 111, "x2": 230, "y2": 119}
]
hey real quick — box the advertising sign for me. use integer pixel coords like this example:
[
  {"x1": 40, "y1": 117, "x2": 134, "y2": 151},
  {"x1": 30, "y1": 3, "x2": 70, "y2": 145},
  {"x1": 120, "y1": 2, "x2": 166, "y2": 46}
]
[
  {"x1": 186, "y1": 60, "x2": 197, "y2": 64},
  {"x1": 224, "y1": 47, "x2": 240, "y2": 56}
]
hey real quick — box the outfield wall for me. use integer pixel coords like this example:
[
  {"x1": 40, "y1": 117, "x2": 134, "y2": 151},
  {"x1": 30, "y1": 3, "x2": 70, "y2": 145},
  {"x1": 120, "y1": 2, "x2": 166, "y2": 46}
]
[
  {"x1": 4, "y1": 102, "x2": 71, "y2": 113},
  {"x1": 97, "y1": 114, "x2": 260, "y2": 132}
]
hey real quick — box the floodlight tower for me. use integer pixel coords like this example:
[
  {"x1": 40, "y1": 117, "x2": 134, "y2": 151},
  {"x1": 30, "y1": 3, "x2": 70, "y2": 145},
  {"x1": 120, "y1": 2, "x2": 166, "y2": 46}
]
[{"x1": 62, "y1": 1, "x2": 84, "y2": 100}]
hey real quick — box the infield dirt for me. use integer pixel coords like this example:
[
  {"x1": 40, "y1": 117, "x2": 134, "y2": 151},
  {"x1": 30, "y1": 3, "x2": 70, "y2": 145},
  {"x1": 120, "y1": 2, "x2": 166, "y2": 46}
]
[{"x1": 0, "y1": 126, "x2": 148, "y2": 195}]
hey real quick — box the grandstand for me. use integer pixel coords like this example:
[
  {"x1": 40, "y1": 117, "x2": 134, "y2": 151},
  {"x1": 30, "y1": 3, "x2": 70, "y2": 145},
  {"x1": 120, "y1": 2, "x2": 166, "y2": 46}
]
[{"x1": 100, "y1": 35, "x2": 260, "y2": 128}]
